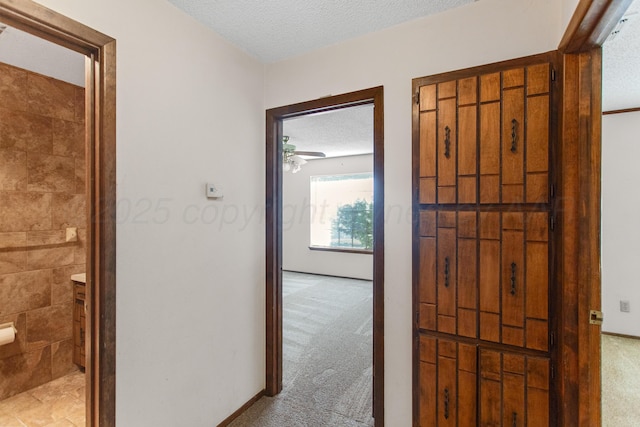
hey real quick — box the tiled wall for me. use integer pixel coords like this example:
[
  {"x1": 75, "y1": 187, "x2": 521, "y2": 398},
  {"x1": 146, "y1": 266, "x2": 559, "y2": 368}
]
[{"x1": 0, "y1": 62, "x2": 86, "y2": 400}]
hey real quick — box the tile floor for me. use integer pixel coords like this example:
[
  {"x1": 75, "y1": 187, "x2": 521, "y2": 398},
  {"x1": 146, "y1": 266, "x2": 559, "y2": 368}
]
[{"x1": 0, "y1": 371, "x2": 85, "y2": 427}]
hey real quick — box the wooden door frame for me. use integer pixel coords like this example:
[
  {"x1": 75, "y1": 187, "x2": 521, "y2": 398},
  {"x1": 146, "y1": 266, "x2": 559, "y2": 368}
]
[
  {"x1": 0, "y1": 1, "x2": 117, "y2": 426},
  {"x1": 265, "y1": 86, "x2": 385, "y2": 425},
  {"x1": 557, "y1": 0, "x2": 632, "y2": 425}
]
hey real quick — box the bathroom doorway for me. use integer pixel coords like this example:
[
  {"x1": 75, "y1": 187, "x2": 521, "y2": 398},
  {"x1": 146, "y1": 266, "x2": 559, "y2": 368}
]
[
  {"x1": 0, "y1": 1, "x2": 116, "y2": 425},
  {"x1": 0, "y1": 22, "x2": 87, "y2": 426}
]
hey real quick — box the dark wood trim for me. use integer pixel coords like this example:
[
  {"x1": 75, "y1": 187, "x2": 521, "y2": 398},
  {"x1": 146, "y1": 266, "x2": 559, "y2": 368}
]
[
  {"x1": 308, "y1": 246, "x2": 373, "y2": 255},
  {"x1": 412, "y1": 51, "x2": 558, "y2": 90},
  {"x1": 558, "y1": 48, "x2": 603, "y2": 427},
  {"x1": 559, "y1": 0, "x2": 633, "y2": 53},
  {"x1": 216, "y1": 390, "x2": 266, "y2": 427},
  {"x1": 603, "y1": 107, "x2": 640, "y2": 115},
  {"x1": 0, "y1": 2, "x2": 117, "y2": 426},
  {"x1": 266, "y1": 86, "x2": 384, "y2": 426},
  {"x1": 556, "y1": 0, "x2": 635, "y2": 424},
  {"x1": 93, "y1": 38, "x2": 117, "y2": 427},
  {"x1": 602, "y1": 331, "x2": 640, "y2": 341}
]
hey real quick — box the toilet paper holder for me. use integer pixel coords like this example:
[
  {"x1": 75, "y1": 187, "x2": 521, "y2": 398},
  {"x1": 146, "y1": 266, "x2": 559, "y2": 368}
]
[{"x1": 0, "y1": 322, "x2": 17, "y2": 333}]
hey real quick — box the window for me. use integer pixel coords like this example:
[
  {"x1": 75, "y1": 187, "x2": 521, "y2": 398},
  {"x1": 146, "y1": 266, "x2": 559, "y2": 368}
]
[{"x1": 310, "y1": 172, "x2": 374, "y2": 251}]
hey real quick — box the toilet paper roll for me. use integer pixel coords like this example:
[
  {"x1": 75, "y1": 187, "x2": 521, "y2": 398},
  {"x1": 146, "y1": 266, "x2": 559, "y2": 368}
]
[{"x1": 0, "y1": 323, "x2": 16, "y2": 346}]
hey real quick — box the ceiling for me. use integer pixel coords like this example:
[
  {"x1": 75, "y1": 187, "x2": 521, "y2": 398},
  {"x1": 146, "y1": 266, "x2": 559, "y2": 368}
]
[
  {"x1": 167, "y1": 0, "x2": 475, "y2": 63},
  {"x1": 602, "y1": 0, "x2": 640, "y2": 111},
  {"x1": 283, "y1": 104, "x2": 373, "y2": 159}
]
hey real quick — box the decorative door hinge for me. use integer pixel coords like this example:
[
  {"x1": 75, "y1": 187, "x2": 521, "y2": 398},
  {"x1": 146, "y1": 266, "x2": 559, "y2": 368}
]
[
  {"x1": 550, "y1": 215, "x2": 556, "y2": 231},
  {"x1": 590, "y1": 310, "x2": 604, "y2": 325},
  {"x1": 415, "y1": 90, "x2": 420, "y2": 105},
  {"x1": 551, "y1": 69, "x2": 557, "y2": 82},
  {"x1": 550, "y1": 184, "x2": 555, "y2": 198},
  {"x1": 550, "y1": 332, "x2": 555, "y2": 347},
  {"x1": 551, "y1": 365, "x2": 555, "y2": 379}
]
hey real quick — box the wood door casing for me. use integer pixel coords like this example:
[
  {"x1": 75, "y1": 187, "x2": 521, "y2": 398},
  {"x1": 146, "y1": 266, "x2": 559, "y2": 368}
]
[{"x1": 413, "y1": 52, "x2": 558, "y2": 426}]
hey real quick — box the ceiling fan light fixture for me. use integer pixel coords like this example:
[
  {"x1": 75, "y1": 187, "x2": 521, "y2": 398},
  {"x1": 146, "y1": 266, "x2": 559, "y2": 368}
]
[{"x1": 282, "y1": 135, "x2": 325, "y2": 173}]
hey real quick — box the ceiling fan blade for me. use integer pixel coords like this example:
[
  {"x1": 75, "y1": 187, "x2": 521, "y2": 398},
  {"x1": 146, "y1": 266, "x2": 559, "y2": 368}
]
[{"x1": 294, "y1": 151, "x2": 326, "y2": 158}]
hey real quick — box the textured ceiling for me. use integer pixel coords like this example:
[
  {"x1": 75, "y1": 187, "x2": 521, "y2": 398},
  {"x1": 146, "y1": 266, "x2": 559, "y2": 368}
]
[
  {"x1": 603, "y1": 0, "x2": 640, "y2": 111},
  {"x1": 167, "y1": 0, "x2": 475, "y2": 62},
  {"x1": 283, "y1": 104, "x2": 373, "y2": 159},
  {"x1": 0, "y1": 24, "x2": 84, "y2": 87}
]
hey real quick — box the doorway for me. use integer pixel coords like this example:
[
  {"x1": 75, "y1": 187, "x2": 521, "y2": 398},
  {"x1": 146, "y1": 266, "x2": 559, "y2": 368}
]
[
  {"x1": 600, "y1": 0, "x2": 640, "y2": 424},
  {"x1": 0, "y1": 22, "x2": 87, "y2": 426},
  {"x1": 0, "y1": 1, "x2": 116, "y2": 426},
  {"x1": 265, "y1": 87, "x2": 384, "y2": 426}
]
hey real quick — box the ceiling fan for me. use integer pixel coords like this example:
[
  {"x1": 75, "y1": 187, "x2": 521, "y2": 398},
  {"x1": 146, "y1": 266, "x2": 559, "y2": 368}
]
[{"x1": 282, "y1": 135, "x2": 326, "y2": 173}]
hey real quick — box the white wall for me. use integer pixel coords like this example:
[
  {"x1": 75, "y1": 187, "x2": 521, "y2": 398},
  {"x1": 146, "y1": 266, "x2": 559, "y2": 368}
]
[
  {"x1": 562, "y1": 0, "x2": 580, "y2": 36},
  {"x1": 283, "y1": 155, "x2": 373, "y2": 280},
  {"x1": 602, "y1": 111, "x2": 640, "y2": 337},
  {"x1": 33, "y1": 1, "x2": 265, "y2": 425},
  {"x1": 266, "y1": 0, "x2": 562, "y2": 424}
]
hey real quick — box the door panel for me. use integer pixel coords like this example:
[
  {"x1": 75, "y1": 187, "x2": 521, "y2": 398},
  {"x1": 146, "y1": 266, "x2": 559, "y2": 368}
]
[
  {"x1": 457, "y1": 211, "x2": 477, "y2": 338},
  {"x1": 502, "y1": 87, "x2": 525, "y2": 203},
  {"x1": 419, "y1": 336, "x2": 477, "y2": 425},
  {"x1": 414, "y1": 57, "x2": 554, "y2": 427},
  {"x1": 479, "y1": 348, "x2": 550, "y2": 426},
  {"x1": 480, "y1": 102, "x2": 501, "y2": 204},
  {"x1": 437, "y1": 98, "x2": 457, "y2": 203}
]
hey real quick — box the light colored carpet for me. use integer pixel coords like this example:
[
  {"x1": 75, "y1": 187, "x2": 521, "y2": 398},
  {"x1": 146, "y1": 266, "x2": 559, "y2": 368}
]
[
  {"x1": 229, "y1": 272, "x2": 374, "y2": 427},
  {"x1": 602, "y1": 334, "x2": 640, "y2": 426}
]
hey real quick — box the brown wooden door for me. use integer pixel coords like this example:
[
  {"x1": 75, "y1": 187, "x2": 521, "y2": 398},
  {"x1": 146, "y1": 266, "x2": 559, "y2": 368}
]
[
  {"x1": 419, "y1": 336, "x2": 477, "y2": 426},
  {"x1": 414, "y1": 54, "x2": 556, "y2": 426}
]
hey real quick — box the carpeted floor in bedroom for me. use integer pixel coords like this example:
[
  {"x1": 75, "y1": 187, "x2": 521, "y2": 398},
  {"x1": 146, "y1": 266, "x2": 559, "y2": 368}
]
[{"x1": 229, "y1": 271, "x2": 374, "y2": 427}]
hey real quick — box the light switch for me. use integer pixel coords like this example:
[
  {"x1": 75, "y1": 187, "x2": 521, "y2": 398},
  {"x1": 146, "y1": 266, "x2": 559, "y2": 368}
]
[{"x1": 206, "y1": 183, "x2": 223, "y2": 199}]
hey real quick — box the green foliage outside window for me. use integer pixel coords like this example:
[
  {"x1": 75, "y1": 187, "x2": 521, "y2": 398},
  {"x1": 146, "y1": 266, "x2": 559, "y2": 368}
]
[{"x1": 331, "y1": 199, "x2": 373, "y2": 250}]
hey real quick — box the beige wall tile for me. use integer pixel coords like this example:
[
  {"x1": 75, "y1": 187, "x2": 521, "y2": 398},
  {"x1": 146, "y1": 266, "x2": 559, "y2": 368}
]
[
  {"x1": 0, "y1": 63, "x2": 28, "y2": 112},
  {"x1": 0, "y1": 270, "x2": 51, "y2": 316},
  {"x1": 0, "y1": 150, "x2": 27, "y2": 191},
  {"x1": 0, "y1": 193, "x2": 52, "y2": 232},
  {"x1": 52, "y1": 119, "x2": 84, "y2": 159},
  {"x1": 75, "y1": 158, "x2": 85, "y2": 194},
  {"x1": 27, "y1": 247, "x2": 74, "y2": 271},
  {"x1": 51, "y1": 339, "x2": 75, "y2": 379},
  {"x1": 74, "y1": 229, "x2": 86, "y2": 265},
  {"x1": 26, "y1": 230, "x2": 66, "y2": 246},
  {"x1": 0, "y1": 250, "x2": 27, "y2": 275},
  {"x1": 52, "y1": 264, "x2": 84, "y2": 305},
  {"x1": 26, "y1": 74, "x2": 75, "y2": 122},
  {"x1": 0, "y1": 61, "x2": 87, "y2": 398},
  {"x1": 0, "y1": 232, "x2": 26, "y2": 248},
  {"x1": 27, "y1": 153, "x2": 75, "y2": 193},
  {"x1": 0, "y1": 346, "x2": 52, "y2": 400},
  {"x1": 52, "y1": 264, "x2": 85, "y2": 286},
  {"x1": 52, "y1": 194, "x2": 86, "y2": 229},
  {"x1": 0, "y1": 108, "x2": 53, "y2": 153},
  {"x1": 26, "y1": 303, "x2": 73, "y2": 347},
  {"x1": 74, "y1": 87, "x2": 85, "y2": 124}
]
